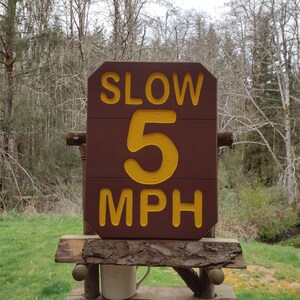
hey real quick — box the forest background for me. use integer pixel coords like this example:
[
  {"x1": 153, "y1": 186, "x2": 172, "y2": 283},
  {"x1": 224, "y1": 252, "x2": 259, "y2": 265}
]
[{"x1": 0, "y1": 0, "x2": 299, "y2": 242}]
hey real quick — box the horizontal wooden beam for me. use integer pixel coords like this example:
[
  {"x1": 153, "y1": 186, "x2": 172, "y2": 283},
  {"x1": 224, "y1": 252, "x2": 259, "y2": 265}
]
[
  {"x1": 65, "y1": 132, "x2": 234, "y2": 148},
  {"x1": 217, "y1": 132, "x2": 234, "y2": 148},
  {"x1": 55, "y1": 236, "x2": 246, "y2": 269},
  {"x1": 65, "y1": 132, "x2": 86, "y2": 146}
]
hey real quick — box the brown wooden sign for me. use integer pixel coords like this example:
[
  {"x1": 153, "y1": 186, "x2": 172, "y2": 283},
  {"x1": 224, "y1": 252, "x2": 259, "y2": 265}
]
[{"x1": 85, "y1": 61, "x2": 217, "y2": 240}]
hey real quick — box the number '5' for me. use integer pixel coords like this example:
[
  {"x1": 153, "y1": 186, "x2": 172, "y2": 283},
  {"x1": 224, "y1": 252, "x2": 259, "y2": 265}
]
[{"x1": 124, "y1": 109, "x2": 179, "y2": 185}]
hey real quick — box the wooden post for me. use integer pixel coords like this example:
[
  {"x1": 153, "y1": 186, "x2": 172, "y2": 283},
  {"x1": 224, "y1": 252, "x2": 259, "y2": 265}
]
[
  {"x1": 173, "y1": 267, "x2": 203, "y2": 296},
  {"x1": 63, "y1": 131, "x2": 237, "y2": 299},
  {"x1": 194, "y1": 130, "x2": 232, "y2": 299},
  {"x1": 79, "y1": 145, "x2": 94, "y2": 235},
  {"x1": 79, "y1": 144, "x2": 100, "y2": 298},
  {"x1": 171, "y1": 129, "x2": 233, "y2": 297},
  {"x1": 56, "y1": 236, "x2": 245, "y2": 300},
  {"x1": 199, "y1": 268, "x2": 215, "y2": 299},
  {"x1": 195, "y1": 229, "x2": 216, "y2": 298}
]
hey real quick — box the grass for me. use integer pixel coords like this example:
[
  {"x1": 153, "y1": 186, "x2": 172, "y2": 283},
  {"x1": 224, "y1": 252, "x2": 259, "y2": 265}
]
[
  {"x1": 0, "y1": 212, "x2": 82, "y2": 300},
  {"x1": 236, "y1": 291, "x2": 299, "y2": 300},
  {"x1": 220, "y1": 240, "x2": 300, "y2": 300},
  {"x1": 241, "y1": 241, "x2": 300, "y2": 282},
  {"x1": 137, "y1": 266, "x2": 185, "y2": 287},
  {"x1": 0, "y1": 212, "x2": 299, "y2": 299},
  {"x1": 279, "y1": 235, "x2": 300, "y2": 248}
]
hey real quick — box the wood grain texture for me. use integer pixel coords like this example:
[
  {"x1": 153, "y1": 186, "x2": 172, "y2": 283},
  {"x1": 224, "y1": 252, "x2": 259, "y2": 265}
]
[{"x1": 55, "y1": 236, "x2": 246, "y2": 269}]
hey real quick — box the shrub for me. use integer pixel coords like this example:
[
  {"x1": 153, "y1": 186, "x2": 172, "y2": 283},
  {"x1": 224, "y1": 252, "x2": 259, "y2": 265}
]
[{"x1": 218, "y1": 183, "x2": 299, "y2": 241}]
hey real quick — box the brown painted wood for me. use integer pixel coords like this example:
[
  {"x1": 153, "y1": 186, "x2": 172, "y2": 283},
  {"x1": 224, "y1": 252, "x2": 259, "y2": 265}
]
[
  {"x1": 86, "y1": 61, "x2": 218, "y2": 240},
  {"x1": 66, "y1": 131, "x2": 233, "y2": 148},
  {"x1": 87, "y1": 62, "x2": 217, "y2": 120},
  {"x1": 55, "y1": 236, "x2": 246, "y2": 269},
  {"x1": 85, "y1": 119, "x2": 217, "y2": 180},
  {"x1": 79, "y1": 144, "x2": 94, "y2": 235},
  {"x1": 85, "y1": 178, "x2": 217, "y2": 240}
]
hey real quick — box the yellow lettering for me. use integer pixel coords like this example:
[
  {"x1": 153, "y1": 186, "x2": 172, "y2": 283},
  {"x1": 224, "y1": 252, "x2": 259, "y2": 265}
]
[
  {"x1": 173, "y1": 73, "x2": 204, "y2": 106},
  {"x1": 125, "y1": 72, "x2": 143, "y2": 105},
  {"x1": 146, "y1": 72, "x2": 170, "y2": 105},
  {"x1": 172, "y1": 189, "x2": 202, "y2": 228},
  {"x1": 99, "y1": 188, "x2": 133, "y2": 226},
  {"x1": 140, "y1": 189, "x2": 167, "y2": 226},
  {"x1": 100, "y1": 72, "x2": 121, "y2": 104},
  {"x1": 124, "y1": 109, "x2": 179, "y2": 185}
]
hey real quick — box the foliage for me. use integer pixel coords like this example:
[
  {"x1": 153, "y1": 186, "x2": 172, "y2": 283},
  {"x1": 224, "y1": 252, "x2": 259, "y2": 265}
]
[
  {"x1": 218, "y1": 150, "x2": 299, "y2": 241},
  {"x1": 279, "y1": 234, "x2": 300, "y2": 248},
  {"x1": 0, "y1": 0, "x2": 298, "y2": 208}
]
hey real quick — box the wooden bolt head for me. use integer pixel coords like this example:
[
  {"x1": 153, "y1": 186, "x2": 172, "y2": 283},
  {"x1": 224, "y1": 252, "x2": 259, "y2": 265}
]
[
  {"x1": 72, "y1": 264, "x2": 89, "y2": 281},
  {"x1": 206, "y1": 268, "x2": 225, "y2": 285}
]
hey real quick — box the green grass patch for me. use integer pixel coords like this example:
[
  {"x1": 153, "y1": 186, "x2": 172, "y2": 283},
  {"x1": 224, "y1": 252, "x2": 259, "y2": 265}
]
[
  {"x1": 137, "y1": 267, "x2": 184, "y2": 286},
  {"x1": 279, "y1": 235, "x2": 300, "y2": 248},
  {"x1": 241, "y1": 241, "x2": 300, "y2": 282},
  {"x1": 236, "y1": 291, "x2": 300, "y2": 300},
  {"x1": 0, "y1": 213, "x2": 299, "y2": 299},
  {"x1": 0, "y1": 212, "x2": 82, "y2": 300}
]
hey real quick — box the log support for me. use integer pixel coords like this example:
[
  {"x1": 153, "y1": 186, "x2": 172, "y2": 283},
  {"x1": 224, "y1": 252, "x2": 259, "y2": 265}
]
[
  {"x1": 56, "y1": 236, "x2": 245, "y2": 299},
  {"x1": 56, "y1": 236, "x2": 245, "y2": 269},
  {"x1": 60, "y1": 131, "x2": 243, "y2": 299},
  {"x1": 79, "y1": 144, "x2": 99, "y2": 298}
]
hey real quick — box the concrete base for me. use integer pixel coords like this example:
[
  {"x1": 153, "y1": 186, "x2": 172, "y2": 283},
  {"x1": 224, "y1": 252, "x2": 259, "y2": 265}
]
[{"x1": 68, "y1": 285, "x2": 236, "y2": 300}]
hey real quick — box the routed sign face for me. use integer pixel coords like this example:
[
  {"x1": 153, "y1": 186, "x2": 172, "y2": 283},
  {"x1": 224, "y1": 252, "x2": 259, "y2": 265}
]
[{"x1": 85, "y1": 61, "x2": 217, "y2": 240}]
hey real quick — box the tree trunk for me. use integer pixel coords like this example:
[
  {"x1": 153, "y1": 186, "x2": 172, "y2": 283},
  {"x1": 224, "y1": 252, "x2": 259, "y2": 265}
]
[
  {"x1": 0, "y1": 0, "x2": 17, "y2": 192},
  {"x1": 281, "y1": 74, "x2": 296, "y2": 205}
]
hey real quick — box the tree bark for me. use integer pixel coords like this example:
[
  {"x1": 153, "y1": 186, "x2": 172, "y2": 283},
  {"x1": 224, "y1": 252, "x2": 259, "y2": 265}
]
[
  {"x1": 1, "y1": 0, "x2": 16, "y2": 153},
  {"x1": 55, "y1": 236, "x2": 246, "y2": 269},
  {"x1": 0, "y1": 0, "x2": 17, "y2": 192}
]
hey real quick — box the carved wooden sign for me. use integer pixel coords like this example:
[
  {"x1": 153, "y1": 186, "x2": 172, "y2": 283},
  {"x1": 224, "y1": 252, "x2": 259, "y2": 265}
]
[{"x1": 85, "y1": 61, "x2": 217, "y2": 239}]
